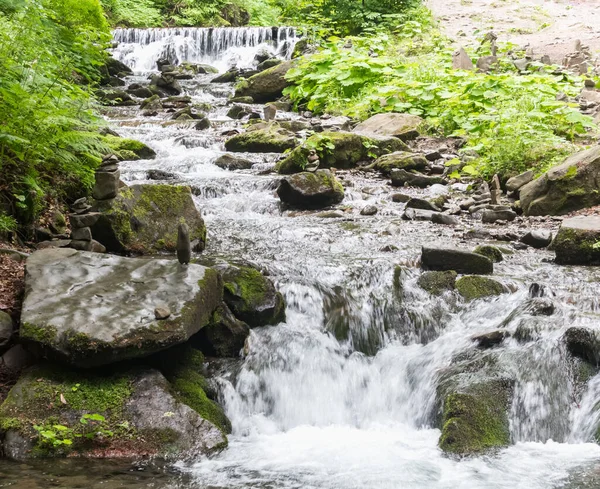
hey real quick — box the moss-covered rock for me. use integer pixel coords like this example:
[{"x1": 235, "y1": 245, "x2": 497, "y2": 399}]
[
  {"x1": 102, "y1": 135, "x2": 156, "y2": 161},
  {"x1": 552, "y1": 216, "x2": 600, "y2": 265},
  {"x1": 0, "y1": 364, "x2": 227, "y2": 461},
  {"x1": 370, "y1": 151, "x2": 428, "y2": 176},
  {"x1": 438, "y1": 378, "x2": 513, "y2": 456},
  {"x1": 520, "y1": 146, "x2": 600, "y2": 216},
  {"x1": 417, "y1": 271, "x2": 457, "y2": 296},
  {"x1": 219, "y1": 264, "x2": 286, "y2": 328},
  {"x1": 473, "y1": 245, "x2": 504, "y2": 263},
  {"x1": 225, "y1": 124, "x2": 297, "y2": 153},
  {"x1": 20, "y1": 248, "x2": 222, "y2": 367},
  {"x1": 276, "y1": 132, "x2": 407, "y2": 174},
  {"x1": 455, "y1": 276, "x2": 506, "y2": 301},
  {"x1": 91, "y1": 184, "x2": 206, "y2": 254},
  {"x1": 233, "y1": 60, "x2": 294, "y2": 103},
  {"x1": 277, "y1": 170, "x2": 345, "y2": 209},
  {"x1": 193, "y1": 304, "x2": 250, "y2": 357}
]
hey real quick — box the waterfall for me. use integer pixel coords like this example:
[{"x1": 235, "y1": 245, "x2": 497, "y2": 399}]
[{"x1": 111, "y1": 26, "x2": 298, "y2": 73}]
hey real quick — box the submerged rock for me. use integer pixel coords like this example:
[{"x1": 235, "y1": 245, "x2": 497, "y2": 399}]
[
  {"x1": 276, "y1": 132, "x2": 407, "y2": 174},
  {"x1": 421, "y1": 247, "x2": 493, "y2": 274},
  {"x1": 353, "y1": 113, "x2": 423, "y2": 141},
  {"x1": 20, "y1": 248, "x2": 222, "y2": 367},
  {"x1": 455, "y1": 276, "x2": 506, "y2": 301},
  {"x1": 520, "y1": 146, "x2": 600, "y2": 215},
  {"x1": 0, "y1": 364, "x2": 227, "y2": 461},
  {"x1": 219, "y1": 264, "x2": 286, "y2": 328},
  {"x1": 233, "y1": 60, "x2": 294, "y2": 102},
  {"x1": 91, "y1": 184, "x2": 207, "y2": 254},
  {"x1": 194, "y1": 304, "x2": 250, "y2": 357},
  {"x1": 277, "y1": 170, "x2": 345, "y2": 209},
  {"x1": 564, "y1": 327, "x2": 599, "y2": 365},
  {"x1": 472, "y1": 330, "x2": 510, "y2": 349},
  {"x1": 417, "y1": 271, "x2": 457, "y2": 296}
]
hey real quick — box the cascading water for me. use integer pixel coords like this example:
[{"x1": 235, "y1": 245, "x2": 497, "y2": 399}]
[
  {"x1": 112, "y1": 26, "x2": 298, "y2": 72},
  {"x1": 4, "y1": 27, "x2": 600, "y2": 489}
]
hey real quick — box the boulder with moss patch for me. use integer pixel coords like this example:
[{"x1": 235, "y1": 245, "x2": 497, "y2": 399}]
[
  {"x1": 520, "y1": 146, "x2": 600, "y2": 216},
  {"x1": 552, "y1": 216, "x2": 600, "y2": 265},
  {"x1": 276, "y1": 132, "x2": 407, "y2": 174},
  {"x1": 277, "y1": 170, "x2": 345, "y2": 209},
  {"x1": 91, "y1": 184, "x2": 206, "y2": 254},
  {"x1": 233, "y1": 60, "x2": 294, "y2": 103},
  {"x1": 455, "y1": 276, "x2": 506, "y2": 301},
  {"x1": 20, "y1": 248, "x2": 222, "y2": 367},
  {"x1": 225, "y1": 124, "x2": 297, "y2": 153},
  {"x1": 370, "y1": 151, "x2": 428, "y2": 176},
  {"x1": 217, "y1": 264, "x2": 286, "y2": 328},
  {"x1": 473, "y1": 245, "x2": 503, "y2": 263},
  {"x1": 102, "y1": 135, "x2": 156, "y2": 161},
  {"x1": 417, "y1": 271, "x2": 457, "y2": 296},
  {"x1": 0, "y1": 364, "x2": 227, "y2": 461}
]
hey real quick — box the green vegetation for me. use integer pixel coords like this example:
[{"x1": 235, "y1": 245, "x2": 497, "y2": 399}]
[
  {"x1": 0, "y1": 0, "x2": 110, "y2": 230},
  {"x1": 455, "y1": 276, "x2": 505, "y2": 301},
  {"x1": 284, "y1": 7, "x2": 596, "y2": 178}
]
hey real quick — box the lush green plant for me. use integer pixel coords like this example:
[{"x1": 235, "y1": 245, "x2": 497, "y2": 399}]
[
  {"x1": 284, "y1": 9, "x2": 595, "y2": 177},
  {"x1": 0, "y1": 212, "x2": 17, "y2": 234},
  {"x1": 34, "y1": 413, "x2": 113, "y2": 451},
  {"x1": 0, "y1": 0, "x2": 110, "y2": 227}
]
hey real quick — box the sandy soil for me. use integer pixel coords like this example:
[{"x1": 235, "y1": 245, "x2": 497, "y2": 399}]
[{"x1": 426, "y1": 0, "x2": 600, "y2": 62}]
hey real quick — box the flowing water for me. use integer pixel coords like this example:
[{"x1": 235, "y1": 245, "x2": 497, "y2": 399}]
[{"x1": 3, "y1": 27, "x2": 600, "y2": 489}]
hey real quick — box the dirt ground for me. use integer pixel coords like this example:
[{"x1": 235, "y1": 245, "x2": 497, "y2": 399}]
[{"x1": 426, "y1": 0, "x2": 600, "y2": 62}]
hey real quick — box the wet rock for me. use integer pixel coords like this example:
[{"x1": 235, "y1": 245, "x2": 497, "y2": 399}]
[
  {"x1": 473, "y1": 245, "x2": 503, "y2": 263},
  {"x1": 0, "y1": 365, "x2": 228, "y2": 461},
  {"x1": 391, "y1": 193, "x2": 411, "y2": 203},
  {"x1": 104, "y1": 57, "x2": 133, "y2": 77},
  {"x1": 553, "y1": 216, "x2": 600, "y2": 265},
  {"x1": 371, "y1": 152, "x2": 428, "y2": 176},
  {"x1": 439, "y1": 378, "x2": 513, "y2": 455},
  {"x1": 212, "y1": 68, "x2": 240, "y2": 83},
  {"x1": 214, "y1": 154, "x2": 253, "y2": 171},
  {"x1": 506, "y1": 170, "x2": 534, "y2": 192},
  {"x1": 154, "y1": 307, "x2": 171, "y2": 320},
  {"x1": 417, "y1": 270, "x2": 457, "y2": 296},
  {"x1": 19, "y1": 248, "x2": 222, "y2": 367},
  {"x1": 421, "y1": 247, "x2": 493, "y2": 274},
  {"x1": 520, "y1": 230, "x2": 553, "y2": 249},
  {"x1": 91, "y1": 184, "x2": 207, "y2": 254},
  {"x1": 0, "y1": 311, "x2": 13, "y2": 350},
  {"x1": 257, "y1": 58, "x2": 282, "y2": 71},
  {"x1": 352, "y1": 113, "x2": 423, "y2": 141},
  {"x1": 218, "y1": 264, "x2": 286, "y2": 328},
  {"x1": 316, "y1": 211, "x2": 344, "y2": 218},
  {"x1": 230, "y1": 96, "x2": 254, "y2": 104},
  {"x1": 147, "y1": 169, "x2": 177, "y2": 181},
  {"x1": 194, "y1": 304, "x2": 250, "y2": 357},
  {"x1": 225, "y1": 125, "x2": 297, "y2": 153},
  {"x1": 406, "y1": 198, "x2": 440, "y2": 212},
  {"x1": 227, "y1": 104, "x2": 251, "y2": 119},
  {"x1": 472, "y1": 330, "x2": 509, "y2": 349},
  {"x1": 520, "y1": 146, "x2": 600, "y2": 215},
  {"x1": 264, "y1": 105, "x2": 277, "y2": 122},
  {"x1": 149, "y1": 73, "x2": 182, "y2": 96},
  {"x1": 455, "y1": 276, "x2": 506, "y2": 301},
  {"x1": 431, "y1": 213, "x2": 459, "y2": 226},
  {"x1": 390, "y1": 170, "x2": 446, "y2": 188},
  {"x1": 234, "y1": 60, "x2": 294, "y2": 103},
  {"x1": 564, "y1": 327, "x2": 599, "y2": 365},
  {"x1": 277, "y1": 131, "x2": 407, "y2": 174},
  {"x1": 129, "y1": 87, "x2": 155, "y2": 99},
  {"x1": 102, "y1": 135, "x2": 157, "y2": 161},
  {"x1": 195, "y1": 117, "x2": 211, "y2": 130},
  {"x1": 402, "y1": 208, "x2": 434, "y2": 221},
  {"x1": 360, "y1": 205, "x2": 378, "y2": 216},
  {"x1": 526, "y1": 297, "x2": 555, "y2": 316},
  {"x1": 481, "y1": 209, "x2": 517, "y2": 223},
  {"x1": 277, "y1": 170, "x2": 345, "y2": 209},
  {"x1": 97, "y1": 89, "x2": 136, "y2": 106}
]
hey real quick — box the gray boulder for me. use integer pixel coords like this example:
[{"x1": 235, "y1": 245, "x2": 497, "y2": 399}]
[
  {"x1": 20, "y1": 248, "x2": 222, "y2": 367},
  {"x1": 421, "y1": 246, "x2": 493, "y2": 274},
  {"x1": 553, "y1": 216, "x2": 600, "y2": 265},
  {"x1": 234, "y1": 60, "x2": 294, "y2": 103},
  {"x1": 353, "y1": 113, "x2": 423, "y2": 141},
  {"x1": 391, "y1": 169, "x2": 446, "y2": 188},
  {"x1": 520, "y1": 230, "x2": 553, "y2": 248},
  {"x1": 277, "y1": 170, "x2": 345, "y2": 209}
]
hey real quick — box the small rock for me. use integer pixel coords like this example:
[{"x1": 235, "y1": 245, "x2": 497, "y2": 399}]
[
  {"x1": 264, "y1": 105, "x2": 277, "y2": 122},
  {"x1": 473, "y1": 245, "x2": 503, "y2": 263},
  {"x1": 453, "y1": 47, "x2": 474, "y2": 70},
  {"x1": 431, "y1": 213, "x2": 460, "y2": 226},
  {"x1": 402, "y1": 208, "x2": 434, "y2": 221},
  {"x1": 390, "y1": 169, "x2": 446, "y2": 188},
  {"x1": 527, "y1": 297, "x2": 555, "y2": 316},
  {"x1": 360, "y1": 205, "x2": 378, "y2": 216},
  {"x1": 177, "y1": 223, "x2": 191, "y2": 265},
  {"x1": 421, "y1": 246, "x2": 493, "y2": 274},
  {"x1": 456, "y1": 275, "x2": 506, "y2": 301},
  {"x1": 417, "y1": 270, "x2": 457, "y2": 295},
  {"x1": 380, "y1": 245, "x2": 398, "y2": 252},
  {"x1": 93, "y1": 169, "x2": 121, "y2": 201},
  {"x1": 154, "y1": 307, "x2": 171, "y2": 320},
  {"x1": 482, "y1": 209, "x2": 517, "y2": 223},
  {"x1": 506, "y1": 170, "x2": 534, "y2": 192},
  {"x1": 520, "y1": 230, "x2": 553, "y2": 248},
  {"x1": 71, "y1": 227, "x2": 92, "y2": 241},
  {"x1": 391, "y1": 193, "x2": 411, "y2": 203},
  {"x1": 564, "y1": 327, "x2": 599, "y2": 365},
  {"x1": 459, "y1": 198, "x2": 476, "y2": 210},
  {"x1": 0, "y1": 344, "x2": 34, "y2": 371},
  {"x1": 69, "y1": 213, "x2": 101, "y2": 229},
  {"x1": 472, "y1": 330, "x2": 509, "y2": 349},
  {"x1": 0, "y1": 311, "x2": 13, "y2": 349},
  {"x1": 406, "y1": 198, "x2": 440, "y2": 212}
]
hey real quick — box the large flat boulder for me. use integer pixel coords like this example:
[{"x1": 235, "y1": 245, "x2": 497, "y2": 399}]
[
  {"x1": 553, "y1": 216, "x2": 600, "y2": 265},
  {"x1": 225, "y1": 124, "x2": 297, "y2": 153},
  {"x1": 234, "y1": 60, "x2": 294, "y2": 103},
  {"x1": 277, "y1": 170, "x2": 345, "y2": 209},
  {"x1": 276, "y1": 131, "x2": 408, "y2": 174},
  {"x1": 421, "y1": 246, "x2": 493, "y2": 274},
  {"x1": 91, "y1": 184, "x2": 207, "y2": 254},
  {"x1": 520, "y1": 146, "x2": 600, "y2": 216},
  {"x1": 371, "y1": 151, "x2": 428, "y2": 176},
  {"x1": 0, "y1": 365, "x2": 227, "y2": 460},
  {"x1": 353, "y1": 113, "x2": 423, "y2": 141},
  {"x1": 20, "y1": 249, "x2": 222, "y2": 367}
]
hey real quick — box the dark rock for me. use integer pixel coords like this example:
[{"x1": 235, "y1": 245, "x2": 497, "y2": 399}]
[
  {"x1": 149, "y1": 73, "x2": 182, "y2": 96},
  {"x1": 97, "y1": 89, "x2": 136, "y2": 106},
  {"x1": 105, "y1": 57, "x2": 133, "y2": 77},
  {"x1": 402, "y1": 208, "x2": 434, "y2": 221},
  {"x1": 147, "y1": 169, "x2": 177, "y2": 181},
  {"x1": 214, "y1": 154, "x2": 253, "y2": 171},
  {"x1": 211, "y1": 69, "x2": 240, "y2": 83},
  {"x1": 564, "y1": 327, "x2": 599, "y2": 365},
  {"x1": 20, "y1": 248, "x2": 222, "y2": 367},
  {"x1": 406, "y1": 198, "x2": 440, "y2": 212},
  {"x1": 195, "y1": 117, "x2": 211, "y2": 130},
  {"x1": 277, "y1": 170, "x2": 344, "y2": 209},
  {"x1": 520, "y1": 230, "x2": 553, "y2": 248},
  {"x1": 553, "y1": 216, "x2": 600, "y2": 265},
  {"x1": 526, "y1": 297, "x2": 555, "y2": 316},
  {"x1": 360, "y1": 205, "x2": 378, "y2": 216},
  {"x1": 391, "y1": 193, "x2": 411, "y2": 203},
  {"x1": 417, "y1": 270, "x2": 457, "y2": 295},
  {"x1": 91, "y1": 184, "x2": 207, "y2": 254},
  {"x1": 472, "y1": 330, "x2": 509, "y2": 348},
  {"x1": 473, "y1": 245, "x2": 503, "y2": 263},
  {"x1": 431, "y1": 213, "x2": 460, "y2": 226},
  {"x1": 194, "y1": 304, "x2": 250, "y2": 357},
  {"x1": 234, "y1": 60, "x2": 294, "y2": 103},
  {"x1": 129, "y1": 87, "x2": 154, "y2": 98},
  {"x1": 481, "y1": 209, "x2": 517, "y2": 223},
  {"x1": 391, "y1": 169, "x2": 446, "y2": 188},
  {"x1": 227, "y1": 104, "x2": 251, "y2": 119},
  {"x1": 257, "y1": 58, "x2": 282, "y2": 71},
  {"x1": 0, "y1": 344, "x2": 34, "y2": 371},
  {"x1": 421, "y1": 246, "x2": 493, "y2": 274}
]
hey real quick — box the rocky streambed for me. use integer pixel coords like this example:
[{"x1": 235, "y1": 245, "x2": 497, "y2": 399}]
[{"x1": 3, "y1": 27, "x2": 600, "y2": 488}]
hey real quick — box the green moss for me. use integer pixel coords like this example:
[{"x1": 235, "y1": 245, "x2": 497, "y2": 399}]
[
  {"x1": 20, "y1": 323, "x2": 58, "y2": 344},
  {"x1": 456, "y1": 276, "x2": 505, "y2": 301},
  {"x1": 553, "y1": 226, "x2": 600, "y2": 265},
  {"x1": 563, "y1": 165, "x2": 578, "y2": 180},
  {"x1": 224, "y1": 267, "x2": 269, "y2": 308},
  {"x1": 473, "y1": 245, "x2": 504, "y2": 263},
  {"x1": 417, "y1": 271, "x2": 457, "y2": 296},
  {"x1": 225, "y1": 126, "x2": 297, "y2": 153},
  {"x1": 102, "y1": 135, "x2": 156, "y2": 161}
]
